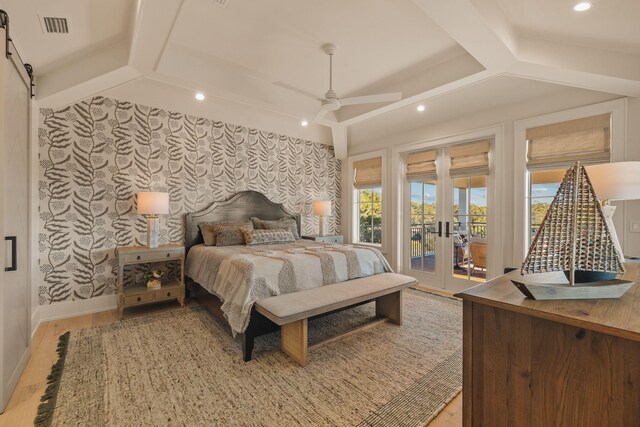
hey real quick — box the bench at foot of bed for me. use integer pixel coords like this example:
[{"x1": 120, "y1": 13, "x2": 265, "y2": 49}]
[{"x1": 254, "y1": 272, "x2": 418, "y2": 366}]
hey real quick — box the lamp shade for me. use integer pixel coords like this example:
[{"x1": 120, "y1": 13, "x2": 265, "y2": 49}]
[
  {"x1": 585, "y1": 162, "x2": 640, "y2": 201},
  {"x1": 137, "y1": 192, "x2": 169, "y2": 215},
  {"x1": 313, "y1": 200, "x2": 332, "y2": 216}
]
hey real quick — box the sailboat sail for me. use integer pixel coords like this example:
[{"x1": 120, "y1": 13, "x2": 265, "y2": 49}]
[{"x1": 521, "y1": 162, "x2": 624, "y2": 275}]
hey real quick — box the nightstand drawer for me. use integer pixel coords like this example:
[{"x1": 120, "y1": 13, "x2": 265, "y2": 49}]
[
  {"x1": 124, "y1": 293, "x2": 155, "y2": 305},
  {"x1": 320, "y1": 236, "x2": 343, "y2": 244},
  {"x1": 122, "y1": 250, "x2": 181, "y2": 264},
  {"x1": 302, "y1": 235, "x2": 344, "y2": 244},
  {"x1": 156, "y1": 288, "x2": 181, "y2": 301}
]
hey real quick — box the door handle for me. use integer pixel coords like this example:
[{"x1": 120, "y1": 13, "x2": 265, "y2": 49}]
[
  {"x1": 437, "y1": 221, "x2": 442, "y2": 237},
  {"x1": 445, "y1": 222, "x2": 451, "y2": 238},
  {"x1": 5, "y1": 236, "x2": 16, "y2": 271}
]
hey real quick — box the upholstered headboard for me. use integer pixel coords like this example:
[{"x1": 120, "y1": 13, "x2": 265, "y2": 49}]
[{"x1": 184, "y1": 190, "x2": 301, "y2": 254}]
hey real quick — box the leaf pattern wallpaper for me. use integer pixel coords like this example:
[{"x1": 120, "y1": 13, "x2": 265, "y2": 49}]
[{"x1": 39, "y1": 96, "x2": 341, "y2": 305}]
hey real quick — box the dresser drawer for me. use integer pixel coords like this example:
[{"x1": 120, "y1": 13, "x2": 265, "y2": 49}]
[
  {"x1": 156, "y1": 288, "x2": 182, "y2": 301},
  {"x1": 122, "y1": 250, "x2": 182, "y2": 264},
  {"x1": 124, "y1": 292, "x2": 155, "y2": 306}
]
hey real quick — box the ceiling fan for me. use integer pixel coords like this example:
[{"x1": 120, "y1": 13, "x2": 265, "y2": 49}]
[{"x1": 276, "y1": 43, "x2": 402, "y2": 124}]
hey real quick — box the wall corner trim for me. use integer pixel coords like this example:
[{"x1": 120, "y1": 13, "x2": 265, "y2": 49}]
[{"x1": 31, "y1": 306, "x2": 40, "y2": 338}]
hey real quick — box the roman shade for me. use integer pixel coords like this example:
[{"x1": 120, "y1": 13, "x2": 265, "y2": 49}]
[
  {"x1": 353, "y1": 157, "x2": 382, "y2": 189},
  {"x1": 453, "y1": 175, "x2": 487, "y2": 189},
  {"x1": 406, "y1": 149, "x2": 437, "y2": 182},
  {"x1": 526, "y1": 113, "x2": 611, "y2": 169},
  {"x1": 448, "y1": 140, "x2": 491, "y2": 178},
  {"x1": 530, "y1": 169, "x2": 566, "y2": 185}
]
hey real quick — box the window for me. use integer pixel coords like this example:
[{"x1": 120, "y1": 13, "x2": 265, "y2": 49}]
[
  {"x1": 410, "y1": 180, "x2": 436, "y2": 272},
  {"x1": 406, "y1": 149, "x2": 438, "y2": 266},
  {"x1": 527, "y1": 170, "x2": 564, "y2": 238},
  {"x1": 357, "y1": 187, "x2": 382, "y2": 244},
  {"x1": 353, "y1": 156, "x2": 383, "y2": 245},
  {"x1": 525, "y1": 113, "x2": 611, "y2": 243},
  {"x1": 453, "y1": 176, "x2": 488, "y2": 239}
]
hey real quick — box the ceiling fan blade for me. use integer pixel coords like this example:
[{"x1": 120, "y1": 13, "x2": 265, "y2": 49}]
[
  {"x1": 311, "y1": 108, "x2": 329, "y2": 124},
  {"x1": 272, "y1": 82, "x2": 324, "y2": 101},
  {"x1": 340, "y1": 92, "x2": 402, "y2": 106}
]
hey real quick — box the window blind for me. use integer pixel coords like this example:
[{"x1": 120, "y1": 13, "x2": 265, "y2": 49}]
[
  {"x1": 406, "y1": 149, "x2": 437, "y2": 182},
  {"x1": 353, "y1": 156, "x2": 382, "y2": 189},
  {"x1": 448, "y1": 140, "x2": 491, "y2": 177},
  {"x1": 526, "y1": 113, "x2": 611, "y2": 169}
]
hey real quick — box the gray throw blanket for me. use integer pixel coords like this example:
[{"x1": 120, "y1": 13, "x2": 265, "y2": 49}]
[{"x1": 185, "y1": 241, "x2": 392, "y2": 335}]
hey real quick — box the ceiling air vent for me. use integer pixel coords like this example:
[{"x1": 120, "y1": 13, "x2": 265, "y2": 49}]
[{"x1": 39, "y1": 16, "x2": 70, "y2": 34}]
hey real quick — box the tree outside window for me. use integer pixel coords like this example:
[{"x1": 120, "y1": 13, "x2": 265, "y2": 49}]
[{"x1": 358, "y1": 187, "x2": 382, "y2": 244}]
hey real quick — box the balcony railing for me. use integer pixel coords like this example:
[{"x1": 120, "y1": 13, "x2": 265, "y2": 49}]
[
  {"x1": 358, "y1": 219, "x2": 488, "y2": 257},
  {"x1": 410, "y1": 221, "x2": 487, "y2": 258},
  {"x1": 410, "y1": 225, "x2": 436, "y2": 258}
]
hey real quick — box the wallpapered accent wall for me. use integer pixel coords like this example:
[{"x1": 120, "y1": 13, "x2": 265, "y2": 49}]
[{"x1": 39, "y1": 96, "x2": 341, "y2": 305}]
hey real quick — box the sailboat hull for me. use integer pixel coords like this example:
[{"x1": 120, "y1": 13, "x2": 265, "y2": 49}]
[{"x1": 511, "y1": 279, "x2": 634, "y2": 300}]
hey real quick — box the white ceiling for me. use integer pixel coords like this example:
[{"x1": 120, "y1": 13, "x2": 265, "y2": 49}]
[
  {"x1": 168, "y1": 0, "x2": 461, "y2": 99},
  {"x1": 2, "y1": 0, "x2": 639, "y2": 158},
  {"x1": 0, "y1": 0, "x2": 133, "y2": 73},
  {"x1": 348, "y1": 75, "x2": 616, "y2": 144},
  {"x1": 495, "y1": 0, "x2": 640, "y2": 54}
]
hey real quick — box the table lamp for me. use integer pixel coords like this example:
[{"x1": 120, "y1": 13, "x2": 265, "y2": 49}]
[
  {"x1": 137, "y1": 192, "x2": 169, "y2": 248},
  {"x1": 313, "y1": 200, "x2": 332, "y2": 237},
  {"x1": 586, "y1": 161, "x2": 640, "y2": 262}
]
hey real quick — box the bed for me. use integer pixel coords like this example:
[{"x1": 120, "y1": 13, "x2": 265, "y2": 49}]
[{"x1": 184, "y1": 190, "x2": 394, "y2": 362}]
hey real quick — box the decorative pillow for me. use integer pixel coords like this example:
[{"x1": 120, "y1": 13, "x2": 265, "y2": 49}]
[
  {"x1": 216, "y1": 227, "x2": 249, "y2": 247},
  {"x1": 251, "y1": 217, "x2": 300, "y2": 240},
  {"x1": 241, "y1": 228, "x2": 296, "y2": 246},
  {"x1": 199, "y1": 221, "x2": 253, "y2": 246}
]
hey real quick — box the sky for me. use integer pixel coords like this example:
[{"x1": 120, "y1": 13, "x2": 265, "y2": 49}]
[
  {"x1": 410, "y1": 182, "x2": 487, "y2": 206},
  {"x1": 410, "y1": 181, "x2": 560, "y2": 206},
  {"x1": 531, "y1": 183, "x2": 561, "y2": 199}
]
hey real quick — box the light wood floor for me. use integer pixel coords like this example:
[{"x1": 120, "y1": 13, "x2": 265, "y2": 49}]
[{"x1": 0, "y1": 299, "x2": 462, "y2": 427}]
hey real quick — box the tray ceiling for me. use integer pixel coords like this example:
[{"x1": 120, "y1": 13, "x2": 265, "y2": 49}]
[
  {"x1": 166, "y1": 0, "x2": 461, "y2": 99},
  {"x1": 2, "y1": 0, "x2": 639, "y2": 157},
  {"x1": 495, "y1": 0, "x2": 640, "y2": 53}
]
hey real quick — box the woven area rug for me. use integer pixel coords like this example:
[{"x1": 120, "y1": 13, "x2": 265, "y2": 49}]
[{"x1": 36, "y1": 290, "x2": 462, "y2": 427}]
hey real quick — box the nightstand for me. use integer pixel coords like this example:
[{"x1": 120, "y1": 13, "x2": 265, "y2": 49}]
[
  {"x1": 302, "y1": 235, "x2": 344, "y2": 244},
  {"x1": 116, "y1": 244, "x2": 185, "y2": 317}
]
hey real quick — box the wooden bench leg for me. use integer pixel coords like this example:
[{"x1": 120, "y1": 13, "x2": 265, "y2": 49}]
[
  {"x1": 376, "y1": 291, "x2": 403, "y2": 325},
  {"x1": 281, "y1": 319, "x2": 308, "y2": 366},
  {"x1": 241, "y1": 333, "x2": 255, "y2": 362}
]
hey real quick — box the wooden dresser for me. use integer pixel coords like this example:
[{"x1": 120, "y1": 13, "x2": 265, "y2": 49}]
[{"x1": 456, "y1": 263, "x2": 640, "y2": 427}]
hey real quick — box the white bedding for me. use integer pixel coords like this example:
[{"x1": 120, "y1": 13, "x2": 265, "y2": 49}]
[{"x1": 185, "y1": 240, "x2": 392, "y2": 335}]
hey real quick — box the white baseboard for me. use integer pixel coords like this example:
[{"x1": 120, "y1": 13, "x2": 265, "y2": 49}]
[
  {"x1": 1, "y1": 347, "x2": 30, "y2": 412},
  {"x1": 38, "y1": 294, "x2": 117, "y2": 323}
]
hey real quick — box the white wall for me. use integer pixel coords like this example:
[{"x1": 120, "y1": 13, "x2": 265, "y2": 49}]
[
  {"x1": 624, "y1": 97, "x2": 640, "y2": 256},
  {"x1": 343, "y1": 90, "x2": 640, "y2": 279}
]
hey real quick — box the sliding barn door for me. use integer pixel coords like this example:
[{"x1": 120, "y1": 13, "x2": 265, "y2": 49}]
[{"x1": 0, "y1": 19, "x2": 31, "y2": 413}]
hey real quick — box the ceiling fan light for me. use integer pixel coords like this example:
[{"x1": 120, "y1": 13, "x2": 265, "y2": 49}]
[
  {"x1": 323, "y1": 98, "x2": 341, "y2": 111},
  {"x1": 573, "y1": 2, "x2": 591, "y2": 11}
]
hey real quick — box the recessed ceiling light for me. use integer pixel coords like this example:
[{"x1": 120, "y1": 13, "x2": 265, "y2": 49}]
[
  {"x1": 574, "y1": 2, "x2": 591, "y2": 11},
  {"x1": 301, "y1": 120, "x2": 309, "y2": 127},
  {"x1": 416, "y1": 105, "x2": 425, "y2": 112},
  {"x1": 195, "y1": 92, "x2": 205, "y2": 101}
]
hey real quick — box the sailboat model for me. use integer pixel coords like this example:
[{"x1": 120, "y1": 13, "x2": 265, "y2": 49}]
[{"x1": 512, "y1": 162, "x2": 633, "y2": 300}]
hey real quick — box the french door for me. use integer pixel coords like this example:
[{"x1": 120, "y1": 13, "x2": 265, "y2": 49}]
[{"x1": 404, "y1": 143, "x2": 491, "y2": 292}]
